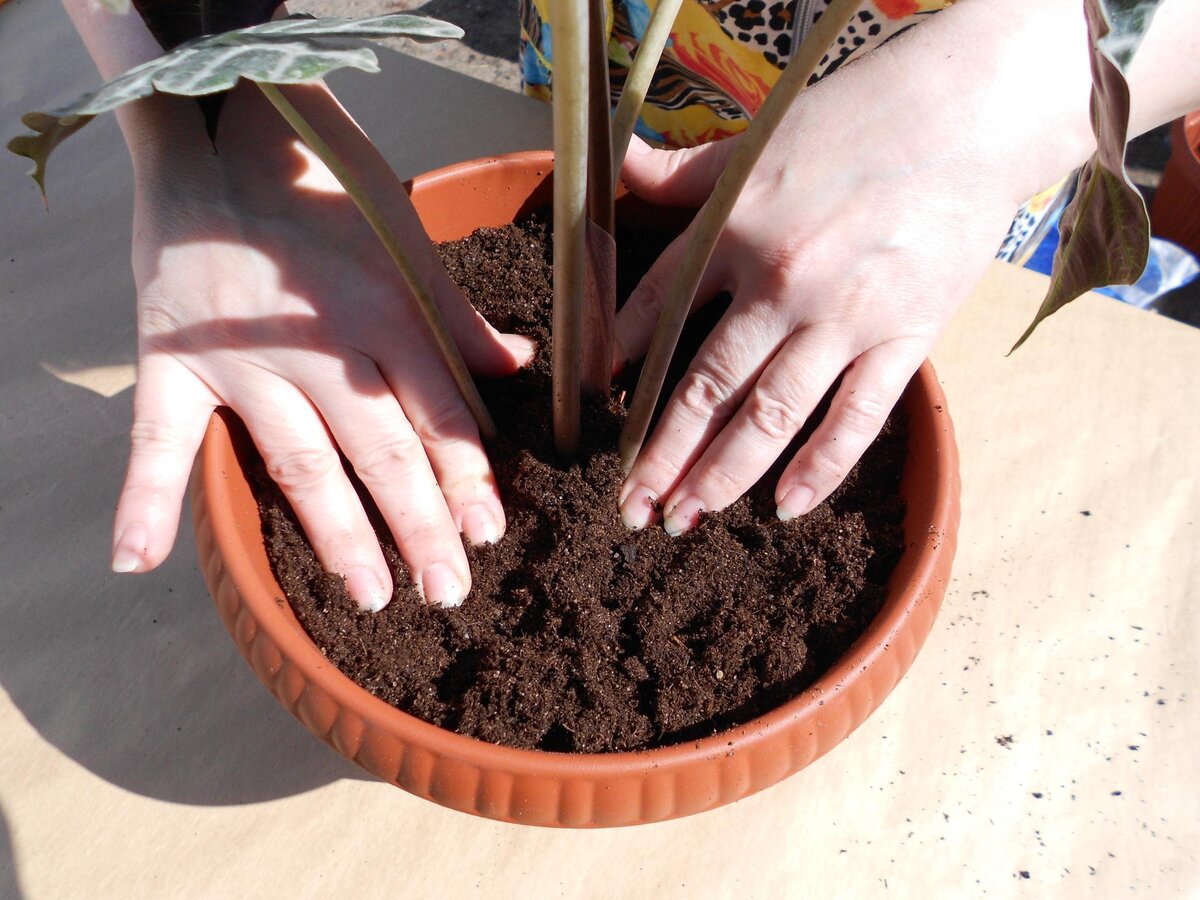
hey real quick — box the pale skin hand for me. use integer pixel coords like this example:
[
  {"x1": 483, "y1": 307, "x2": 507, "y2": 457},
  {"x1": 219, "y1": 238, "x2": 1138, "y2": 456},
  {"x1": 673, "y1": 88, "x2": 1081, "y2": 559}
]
[
  {"x1": 65, "y1": 2, "x2": 536, "y2": 610},
  {"x1": 615, "y1": 0, "x2": 1200, "y2": 534},
  {"x1": 108, "y1": 82, "x2": 534, "y2": 610}
]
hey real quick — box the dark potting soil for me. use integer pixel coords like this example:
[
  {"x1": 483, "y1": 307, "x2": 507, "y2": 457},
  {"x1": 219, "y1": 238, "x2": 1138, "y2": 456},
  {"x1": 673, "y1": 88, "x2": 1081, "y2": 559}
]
[{"x1": 253, "y1": 212, "x2": 908, "y2": 753}]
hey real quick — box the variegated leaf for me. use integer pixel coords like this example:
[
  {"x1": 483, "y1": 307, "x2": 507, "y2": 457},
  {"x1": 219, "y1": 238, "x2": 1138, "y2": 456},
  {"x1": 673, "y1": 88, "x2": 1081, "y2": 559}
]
[
  {"x1": 129, "y1": 0, "x2": 285, "y2": 139},
  {"x1": 7, "y1": 112, "x2": 95, "y2": 200},
  {"x1": 1013, "y1": 0, "x2": 1164, "y2": 350},
  {"x1": 7, "y1": 14, "x2": 462, "y2": 198}
]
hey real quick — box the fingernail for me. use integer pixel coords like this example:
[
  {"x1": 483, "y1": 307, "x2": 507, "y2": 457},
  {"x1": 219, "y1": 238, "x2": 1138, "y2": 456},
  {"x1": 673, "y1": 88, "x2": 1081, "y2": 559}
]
[
  {"x1": 420, "y1": 563, "x2": 465, "y2": 609},
  {"x1": 777, "y1": 486, "x2": 815, "y2": 521},
  {"x1": 345, "y1": 567, "x2": 390, "y2": 613},
  {"x1": 664, "y1": 496, "x2": 704, "y2": 537},
  {"x1": 462, "y1": 504, "x2": 502, "y2": 545},
  {"x1": 627, "y1": 137, "x2": 651, "y2": 157},
  {"x1": 111, "y1": 524, "x2": 147, "y2": 573},
  {"x1": 620, "y1": 486, "x2": 658, "y2": 530},
  {"x1": 501, "y1": 333, "x2": 537, "y2": 366}
]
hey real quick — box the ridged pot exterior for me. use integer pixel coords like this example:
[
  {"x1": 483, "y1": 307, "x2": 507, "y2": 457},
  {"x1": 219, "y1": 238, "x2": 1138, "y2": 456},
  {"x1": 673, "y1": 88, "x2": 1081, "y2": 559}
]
[{"x1": 191, "y1": 151, "x2": 961, "y2": 827}]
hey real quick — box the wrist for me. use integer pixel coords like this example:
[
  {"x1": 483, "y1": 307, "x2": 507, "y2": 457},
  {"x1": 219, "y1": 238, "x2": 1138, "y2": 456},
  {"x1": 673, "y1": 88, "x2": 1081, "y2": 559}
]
[
  {"x1": 115, "y1": 93, "x2": 219, "y2": 178},
  {"x1": 126, "y1": 81, "x2": 311, "y2": 187},
  {"x1": 872, "y1": 0, "x2": 1096, "y2": 207}
]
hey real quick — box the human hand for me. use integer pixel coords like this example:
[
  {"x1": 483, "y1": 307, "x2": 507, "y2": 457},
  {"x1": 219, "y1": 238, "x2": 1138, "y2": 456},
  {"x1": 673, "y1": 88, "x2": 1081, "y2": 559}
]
[
  {"x1": 613, "y1": 13, "x2": 1089, "y2": 534},
  {"x1": 110, "y1": 84, "x2": 533, "y2": 609}
]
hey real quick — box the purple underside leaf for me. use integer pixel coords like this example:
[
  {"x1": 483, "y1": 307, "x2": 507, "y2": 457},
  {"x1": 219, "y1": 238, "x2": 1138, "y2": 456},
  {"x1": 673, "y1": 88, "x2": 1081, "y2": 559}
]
[
  {"x1": 131, "y1": 0, "x2": 286, "y2": 139},
  {"x1": 1012, "y1": 0, "x2": 1163, "y2": 351}
]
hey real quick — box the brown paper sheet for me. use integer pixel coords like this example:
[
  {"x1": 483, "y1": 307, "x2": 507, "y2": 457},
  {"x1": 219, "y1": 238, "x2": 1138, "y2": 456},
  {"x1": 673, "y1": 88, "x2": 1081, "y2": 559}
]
[{"x1": 1, "y1": 2, "x2": 1196, "y2": 896}]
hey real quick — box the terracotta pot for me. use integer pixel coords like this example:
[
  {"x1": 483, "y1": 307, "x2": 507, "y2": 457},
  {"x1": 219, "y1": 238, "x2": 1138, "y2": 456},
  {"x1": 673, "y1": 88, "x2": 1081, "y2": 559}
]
[
  {"x1": 1150, "y1": 112, "x2": 1200, "y2": 257},
  {"x1": 191, "y1": 151, "x2": 960, "y2": 827}
]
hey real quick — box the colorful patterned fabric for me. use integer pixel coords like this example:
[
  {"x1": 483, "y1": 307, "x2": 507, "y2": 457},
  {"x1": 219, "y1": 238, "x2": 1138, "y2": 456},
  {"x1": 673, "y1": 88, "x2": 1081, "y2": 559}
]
[
  {"x1": 519, "y1": 0, "x2": 1064, "y2": 262},
  {"x1": 520, "y1": 0, "x2": 948, "y2": 147}
]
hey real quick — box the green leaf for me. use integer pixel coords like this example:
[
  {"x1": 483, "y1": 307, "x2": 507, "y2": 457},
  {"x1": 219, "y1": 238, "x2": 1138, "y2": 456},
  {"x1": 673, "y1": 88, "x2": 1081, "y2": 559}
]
[
  {"x1": 130, "y1": 0, "x2": 285, "y2": 137},
  {"x1": 6, "y1": 14, "x2": 463, "y2": 200},
  {"x1": 1013, "y1": 0, "x2": 1163, "y2": 351},
  {"x1": 7, "y1": 112, "x2": 95, "y2": 200}
]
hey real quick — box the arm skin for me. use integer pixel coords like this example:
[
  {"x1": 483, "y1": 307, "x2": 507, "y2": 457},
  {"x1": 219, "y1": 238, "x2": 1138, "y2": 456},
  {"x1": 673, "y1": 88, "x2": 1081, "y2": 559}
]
[
  {"x1": 65, "y1": 0, "x2": 535, "y2": 610},
  {"x1": 615, "y1": 0, "x2": 1200, "y2": 534}
]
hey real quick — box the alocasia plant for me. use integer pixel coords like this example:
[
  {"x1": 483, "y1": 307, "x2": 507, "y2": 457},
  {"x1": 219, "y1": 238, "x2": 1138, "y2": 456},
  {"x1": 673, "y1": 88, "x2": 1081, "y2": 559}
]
[
  {"x1": 545, "y1": 0, "x2": 589, "y2": 456},
  {"x1": 7, "y1": 0, "x2": 1175, "y2": 462},
  {"x1": 609, "y1": 0, "x2": 682, "y2": 178}
]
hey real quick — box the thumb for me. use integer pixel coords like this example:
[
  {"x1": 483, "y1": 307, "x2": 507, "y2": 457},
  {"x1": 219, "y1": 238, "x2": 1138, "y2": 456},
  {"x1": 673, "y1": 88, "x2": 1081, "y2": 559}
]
[
  {"x1": 427, "y1": 267, "x2": 537, "y2": 378},
  {"x1": 619, "y1": 135, "x2": 739, "y2": 208},
  {"x1": 613, "y1": 224, "x2": 725, "y2": 368}
]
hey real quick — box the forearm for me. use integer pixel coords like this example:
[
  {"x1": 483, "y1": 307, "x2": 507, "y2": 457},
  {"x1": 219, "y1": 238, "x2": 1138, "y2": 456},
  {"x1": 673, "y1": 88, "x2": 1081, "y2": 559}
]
[
  {"x1": 62, "y1": 0, "x2": 165, "y2": 79},
  {"x1": 63, "y1": 0, "x2": 215, "y2": 166},
  {"x1": 998, "y1": 0, "x2": 1200, "y2": 176},
  {"x1": 60, "y1": 0, "x2": 401, "y2": 196},
  {"x1": 1122, "y1": 0, "x2": 1200, "y2": 134},
  {"x1": 848, "y1": 0, "x2": 1200, "y2": 207}
]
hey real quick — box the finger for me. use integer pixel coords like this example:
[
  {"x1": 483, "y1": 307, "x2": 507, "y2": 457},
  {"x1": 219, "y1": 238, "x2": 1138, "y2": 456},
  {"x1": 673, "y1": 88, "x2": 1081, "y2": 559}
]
[
  {"x1": 414, "y1": 248, "x2": 537, "y2": 378},
  {"x1": 619, "y1": 136, "x2": 738, "y2": 208},
  {"x1": 432, "y1": 282, "x2": 535, "y2": 381},
  {"x1": 303, "y1": 355, "x2": 474, "y2": 610},
  {"x1": 775, "y1": 340, "x2": 927, "y2": 520},
  {"x1": 301, "y1": 118, "x2": 533, "y2": 381},
  {"x1": 231, "y1": 378, "x2": 395, "y2": 612},
  {"x1": 377, "y1": 357, "x2": 504, "y2": 545},
  {"x1": 659, "y1": 327, "x2": 851, "y2": 535},
  {"x1": 613, "y1": 225, "x2": 726, "y2": 368},
  {"x1": 619, "y1": 308, "x2": 791, "y2": 530},
  {"x1": 112, "y1": 355, "x2": 217, "y2": 574}
]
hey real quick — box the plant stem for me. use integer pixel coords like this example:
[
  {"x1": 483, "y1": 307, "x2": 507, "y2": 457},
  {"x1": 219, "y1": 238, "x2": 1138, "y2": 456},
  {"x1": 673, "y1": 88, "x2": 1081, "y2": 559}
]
[
  {"x1": 617, "y1": 0, "x2": 859, "y2": 473},
  {"x1": 256, "y1": 81, "x2": 496, "y2": 441},
  {"x1": 610, "y1": 0, "x2": 683, "y2": 184},
  {"x1": 549, "y1": 0, "x2": 589, "y2": 457},
  {"x1": 587, "y1": 0, "x2": 615, "y2": 237},
  {"x1": 582, "y1": 0, "x2": 616, "y2": 398}
]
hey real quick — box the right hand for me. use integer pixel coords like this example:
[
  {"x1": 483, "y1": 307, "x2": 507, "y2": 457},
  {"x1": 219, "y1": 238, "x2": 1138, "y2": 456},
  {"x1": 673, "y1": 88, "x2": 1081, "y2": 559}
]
[{"x1": 111, "y1": 83, "x2": 533, "y2": 610}]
